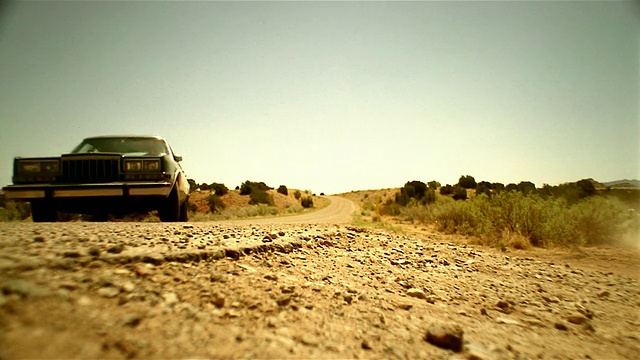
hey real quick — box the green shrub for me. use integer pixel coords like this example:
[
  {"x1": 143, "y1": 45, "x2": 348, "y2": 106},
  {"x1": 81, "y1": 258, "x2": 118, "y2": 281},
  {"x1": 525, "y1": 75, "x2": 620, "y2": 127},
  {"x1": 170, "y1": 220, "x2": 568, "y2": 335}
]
[
  {"x1": 249, "y1": 189, "x2": 274, "y2": 205},
  {"x1": 211, "y1": 183, "x2": 229, "y2": 196},
  {"x1": 570, "y1": 197, "x2": 635, "y2": 245},
  {"x1": 458, "y1": 175, "x2": 477, "y2": 189},
  {"x1": 452, "y1": 185, "x2": 468, "y2": 200},
  {"x1": 277, "y1": 185, "x2": 288, "y2": 196},
  {"x1": 207, "y1": 194, "x2": 226, "y2": 213},
  {"x1": 301, "y1": 196, "x2": 314, "y2": 208},
  {"x1": 294, "y1": 190, "x2": 302, "y2": 200}
]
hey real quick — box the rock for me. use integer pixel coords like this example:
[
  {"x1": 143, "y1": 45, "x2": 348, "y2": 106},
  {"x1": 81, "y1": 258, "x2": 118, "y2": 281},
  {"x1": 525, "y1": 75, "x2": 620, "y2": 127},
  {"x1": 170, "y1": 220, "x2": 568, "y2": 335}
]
[
  {"x1": 567, "y1": 314, "x2": 588, "y2": 325},
  {"x1": 407, "y1": 288, "x2": 427, "y2": 300},
  {"x1": 496, "y1": 317, "x2": 521, "y2": 326},
  {"x1": 361, "y1": 338, "x2": 373, "y2": 350},
  {"x1": 183, "y1": 224, "x2": 194, "y2": 229},
  {"x1": 141, "y1": 253, "x2": 164, "y2": 265},
  {"x1": 121, "y1": 282, "x2": 135, "y2": 293},
  {"x1": 211, "y1": 294, "x2": 226, "y2": 308},
  {"x1": 597, "y1": 290, "x2": 610, "y2": 298},
  {"x1": 297, "y1": 333, "x2": 320, "y2": 347},
  {"x1": 120, "y1": 313, "x2": 144, "y2": 327},
  {"x1": 135, "y1": 264, "x2": 153, "y2": 277},
  {"x1": 425, "y1": 323, "x2": 464, "y2": 352},
  {"x1": 281, "y1": 285, "x2": 295, "y2": 294},
  {"x1": 554, "y1": 322, "x2": 569, "y2": 331},
  {"x1": 88, "y1": 246, "x2": 101, "y2": 257},
  {"x1": 63, "y1": 250, "x2": 82, "y2": 258},
  {"x1": 162, "y1": 292, "x2": 179, "y2": 305},
  {"x1": 276, "y1": 296, "x2": 292, "y2": 307},
  {"x1": 33, "y1": 236, "x2": 45, "y2": 243},
  {"x1": 98, "y1": 286, "x2": 120, "y2": 298},
  {"x1": 2, "y1": 279, "x2": 34, "y2": 298},
  {"x1": 107, "y1": 244, "x2": 125, "y2": 254}
]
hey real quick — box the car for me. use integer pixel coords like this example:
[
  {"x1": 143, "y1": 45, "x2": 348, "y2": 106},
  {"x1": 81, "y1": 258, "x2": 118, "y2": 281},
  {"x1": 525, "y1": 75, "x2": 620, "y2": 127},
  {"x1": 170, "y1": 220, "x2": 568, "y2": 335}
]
[{"x1": 2, "y1": 135, "x2": 190, "y2": 222}]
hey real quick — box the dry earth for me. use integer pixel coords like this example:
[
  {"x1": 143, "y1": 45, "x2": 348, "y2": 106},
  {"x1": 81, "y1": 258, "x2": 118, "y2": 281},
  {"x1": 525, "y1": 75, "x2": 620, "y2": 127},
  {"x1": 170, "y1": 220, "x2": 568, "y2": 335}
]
[{"x1": 1, "y1": 197, "x2": 639, "y2": 359}]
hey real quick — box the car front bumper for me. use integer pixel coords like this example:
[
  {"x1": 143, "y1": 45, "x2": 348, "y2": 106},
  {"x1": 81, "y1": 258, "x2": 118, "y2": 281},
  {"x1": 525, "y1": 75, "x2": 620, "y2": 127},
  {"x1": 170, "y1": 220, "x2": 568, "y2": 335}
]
[{"x1": 2, "y1": 182, "x2": 172, "y2": 200}]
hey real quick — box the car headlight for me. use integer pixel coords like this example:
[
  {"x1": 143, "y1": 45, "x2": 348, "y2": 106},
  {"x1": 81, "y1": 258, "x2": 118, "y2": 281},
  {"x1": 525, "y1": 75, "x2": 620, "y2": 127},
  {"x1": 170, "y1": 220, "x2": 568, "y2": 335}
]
[
  {"x1": 124, "y1": 160, "x2": 143, "y2": 172},
  {"x1": 143, "y1": 159, "x2": 160, "y2": 171},
  {"x1": 123, "y1": 159, "x2": 161, "y2": 172},
  {"x1": 18, "y1": 160, "x2": 59, "y2": 174}
]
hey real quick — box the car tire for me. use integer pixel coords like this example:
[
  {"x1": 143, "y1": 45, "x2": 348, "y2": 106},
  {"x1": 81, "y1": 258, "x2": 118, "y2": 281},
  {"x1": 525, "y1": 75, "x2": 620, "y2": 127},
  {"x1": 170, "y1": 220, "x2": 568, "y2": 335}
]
[
  {"x1": 179, "y1": 196, "x2": 189, "y2": 222},
  {"x1": 31, "y1": 201, "x2": 57, "y2": 222},
  {"x1": 159, "y1": 187, "x2": 180, "y2": 222}
]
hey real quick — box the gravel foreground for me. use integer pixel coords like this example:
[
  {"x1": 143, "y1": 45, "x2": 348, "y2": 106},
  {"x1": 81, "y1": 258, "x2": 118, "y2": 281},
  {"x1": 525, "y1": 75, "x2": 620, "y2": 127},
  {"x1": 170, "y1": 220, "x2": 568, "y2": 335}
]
[{"x1": 1, "y1": 222, "x2": 639, "y2": 359}]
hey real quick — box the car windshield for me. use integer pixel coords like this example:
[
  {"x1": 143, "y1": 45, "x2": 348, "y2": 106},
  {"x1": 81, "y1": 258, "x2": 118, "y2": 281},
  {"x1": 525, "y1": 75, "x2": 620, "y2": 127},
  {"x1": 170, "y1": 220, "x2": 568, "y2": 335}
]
[{"x1": 71, "y1": 138, "x2": 169, "y2": 156}]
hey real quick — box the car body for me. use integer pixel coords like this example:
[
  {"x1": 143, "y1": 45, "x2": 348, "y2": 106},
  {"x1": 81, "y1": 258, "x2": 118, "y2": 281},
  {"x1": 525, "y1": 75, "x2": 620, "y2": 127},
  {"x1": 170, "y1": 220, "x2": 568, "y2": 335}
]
[{"x1": 2, "y1": 135, "x2": 190, "y2": 222}]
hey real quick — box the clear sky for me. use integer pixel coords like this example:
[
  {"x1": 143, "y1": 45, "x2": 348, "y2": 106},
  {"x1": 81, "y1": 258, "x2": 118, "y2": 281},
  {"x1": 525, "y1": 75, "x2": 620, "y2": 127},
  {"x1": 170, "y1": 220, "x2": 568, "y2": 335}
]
[{"x1": 0, "y1": 1, "x2": 638, "y2": 195}]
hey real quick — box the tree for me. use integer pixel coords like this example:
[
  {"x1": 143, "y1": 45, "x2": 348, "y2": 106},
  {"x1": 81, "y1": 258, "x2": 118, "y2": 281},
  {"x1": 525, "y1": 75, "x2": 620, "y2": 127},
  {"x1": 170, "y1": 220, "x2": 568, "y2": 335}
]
[
  {"x1": 517, "y1": 181, "x2": 536, "y2": 194},
  {"x1": 187, "y1": 178, "x2": 198, "y2": 192},
  {"x1": 458, "y1": 175, "x2": 477, "y2": 189},
  {"x1": 452, "y1": 185, "x2": 468, "y2": 200},
  {"x1": 427, "y1": 181, "x2": 441, "y2": 190},
  {"x1": 277, "y1": 185, "x2": 288, "y2": 196},
  {"x1": 211, "y1": 183, "x2": 229, "y2": 196}
]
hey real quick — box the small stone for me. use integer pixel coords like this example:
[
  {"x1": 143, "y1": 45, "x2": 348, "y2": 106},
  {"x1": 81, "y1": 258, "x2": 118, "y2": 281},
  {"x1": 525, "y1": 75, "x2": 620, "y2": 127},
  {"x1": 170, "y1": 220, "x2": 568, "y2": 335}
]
[
  {"x1": 597, "y1": 290, "x2": 610, "y2": 298},
  {"x1": 33, "y1": 236, "x2": 45, "y2": 243},
  {"x1": 398, "y1": 303, "x2": 413, "y2": 310},
  {"x1": 264, "y1": 274, "x2": 278, "y2": 281},
  {"x1": 555, "y1": 322, "x2": 569, "y2": 331},
  {"x1": 281, "y1": 285, "x2": 295, "y2": 294},
  {"x1": 407, "y1": 288, "x2": 427, "y2": 300},
  {"x1": 162, "y1": 292, "x2": 179, "y2": 305},
  {"x1": 121, "y1": 282, "x2": 136, "y2": 293},
  {"x1": 276, "y1": 296, "x2": 292, "y2": 307},
  {"x1": 120, "y1": 313, "x2": 144, "y2": 327},
  {"x1": 107, "y1": 244, "x2": 125, "y2": 254},
  {"x1": 135, "y1": 264, "x2": 152, "y2": 276},
  {"x1": 211, "y1": 294, "x2": 226, "y2": 308},
  {"x1": 63, "y1": 250, "x2": 82, "y2": 258},
  {"x1": 88, "y1": 247, "x2": 101, "y2": 257},
  {"x1": 183, "y1": 224, "x2": 194, "y2": 229},
  {"x1": 425, "y1": 323, "x2": 464, "y2": 352},
  {"x1": 496, "y1": 317, "x2": 521, "y2": 326},
  {"x1": 263, "y1": 236, "x2": 273, "y2": 243},
  {"x1": 298, "y1": 333, "x2": 320, "y2": 347},
  {"x1": 567, "y1": 314, "x2": 588, "y2": 325},
  {"x1": 278, "y1": 231, "x2": 286, "y2": 237},
  {"x1": 98, "y1": 286, "x2": 120, "y2": 298},
  {"x1": 361, "y1": 339, "x2": 373, "y2": 350}
]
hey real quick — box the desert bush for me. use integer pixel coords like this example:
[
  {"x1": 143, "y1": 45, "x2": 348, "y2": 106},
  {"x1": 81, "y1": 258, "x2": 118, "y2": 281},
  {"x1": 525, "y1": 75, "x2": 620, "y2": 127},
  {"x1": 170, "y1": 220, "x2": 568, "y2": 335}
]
[
  {"x1": 452, "y1": 185, "x2": 468, "y2": 200},
  {"x1": 286, "y1": 205, "x2": 304, "y2": 214},
  {"x1": 382, "y1": 201, "x2": 402, "y2": 216},
  {"x1": 277, "y1": 185, "x2": 288, "y2": 196},
  {"x1": 207, "y1": 194, "x2": 226, "y2": 213},
  {"x1": 428, "y1": 181, "x2": 441, "y2": 190},
  {"x1": 249, "y1": 189, "x2": 274, "y2": 206},
  {"x1": 458, "y1": 175, "x2": 477, "y2": 189},
  {"x1": 0, "y1": 197, "x2": 30, "y2": 221},
  {"x1": 240, "y1": 180, "x2": 272, "y2": 196},
  {"x1": 294, "y1": 190, "x2": 302, "y2": 200},
  {"x1": 211, "y1": 183, "x2": 229, "y2": 196},
  {"x1": 301, "y1": 196, "x2": 314, "y2": 208},
  {"x1": 570, "y1": 196, "x2": 636, "y2": 246},
  {"x1": 440, "y1": 184, "x2": 453, "y2": 195},
  {"x1": 187, "y1": 179, "x2": 198, "y2": 192}
]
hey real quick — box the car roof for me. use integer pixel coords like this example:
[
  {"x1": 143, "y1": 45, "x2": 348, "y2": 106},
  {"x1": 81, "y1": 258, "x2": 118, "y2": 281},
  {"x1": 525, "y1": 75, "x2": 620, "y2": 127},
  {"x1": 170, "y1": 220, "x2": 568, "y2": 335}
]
[{"x1": 82, "y1": 135, "x2": 166, "y2": 141}]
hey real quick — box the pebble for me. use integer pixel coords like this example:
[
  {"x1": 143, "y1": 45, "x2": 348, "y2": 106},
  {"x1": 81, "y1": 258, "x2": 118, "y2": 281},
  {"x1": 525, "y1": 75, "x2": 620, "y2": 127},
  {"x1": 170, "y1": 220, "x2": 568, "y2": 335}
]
[
  {"x1": 425, "y1": 323, "x2": 464, "y2": 352},
  {"x1": 98, "y1": 286, "x2": 120, "y2": 298},
  {"x1": 407, "y1": 288, "x2": 427, "y2": 300}
]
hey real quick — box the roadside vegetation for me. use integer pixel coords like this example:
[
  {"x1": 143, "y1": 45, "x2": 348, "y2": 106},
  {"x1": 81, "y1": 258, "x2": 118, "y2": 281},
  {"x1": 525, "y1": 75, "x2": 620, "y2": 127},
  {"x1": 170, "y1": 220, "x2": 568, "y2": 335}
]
[
  {"x1": 187, "y1": 180, "x2": 324, "y2": 221},
  {"x1": 345, "y1": 177, "x2": 639, "y2": 249}
]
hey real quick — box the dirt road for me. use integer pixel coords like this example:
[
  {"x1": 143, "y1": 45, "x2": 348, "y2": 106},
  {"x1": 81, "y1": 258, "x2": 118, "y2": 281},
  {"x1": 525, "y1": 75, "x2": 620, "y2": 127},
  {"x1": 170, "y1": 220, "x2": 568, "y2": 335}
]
[
  {"x1": 226, "y1": 196, "x2": 358, "y2": 225},
  {"x1": 1, "y1": 204, "x2": 639, "y2": 359}
]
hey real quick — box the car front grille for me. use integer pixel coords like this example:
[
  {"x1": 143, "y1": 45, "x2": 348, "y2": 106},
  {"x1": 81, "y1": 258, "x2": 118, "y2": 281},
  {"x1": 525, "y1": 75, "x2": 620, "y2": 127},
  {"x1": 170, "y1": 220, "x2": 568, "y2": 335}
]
[{"x1": 61, "y1": 158, "x2": 120, "y2": 183}]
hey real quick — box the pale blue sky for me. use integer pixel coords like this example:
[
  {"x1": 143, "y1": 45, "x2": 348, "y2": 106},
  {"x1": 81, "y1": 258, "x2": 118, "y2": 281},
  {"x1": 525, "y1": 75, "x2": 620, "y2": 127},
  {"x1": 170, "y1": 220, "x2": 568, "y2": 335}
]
[{"x1": 0, "y1": 1, "x2": 638, "y2": 195}]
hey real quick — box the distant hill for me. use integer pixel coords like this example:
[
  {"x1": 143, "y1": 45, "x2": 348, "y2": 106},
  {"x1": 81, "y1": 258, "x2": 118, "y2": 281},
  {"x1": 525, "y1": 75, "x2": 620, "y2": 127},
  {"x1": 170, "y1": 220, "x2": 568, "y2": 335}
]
[{"x1": 602, "y1": 179, "x2": 640, "y2": 188}]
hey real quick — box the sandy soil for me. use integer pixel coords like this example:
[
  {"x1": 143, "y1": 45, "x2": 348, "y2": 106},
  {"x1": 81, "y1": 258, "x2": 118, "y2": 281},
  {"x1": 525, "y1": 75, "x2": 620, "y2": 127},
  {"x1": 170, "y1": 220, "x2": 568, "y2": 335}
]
[{"x1": 1, "y1": 197, "x2": 639, "y2": 359}]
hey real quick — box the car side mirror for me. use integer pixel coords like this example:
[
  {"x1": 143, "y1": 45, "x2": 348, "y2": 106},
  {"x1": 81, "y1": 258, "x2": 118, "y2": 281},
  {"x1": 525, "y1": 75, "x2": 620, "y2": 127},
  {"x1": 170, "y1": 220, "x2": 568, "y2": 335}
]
[{"x1": 174, "y1": 155, "x2": 183, "y2": 162}]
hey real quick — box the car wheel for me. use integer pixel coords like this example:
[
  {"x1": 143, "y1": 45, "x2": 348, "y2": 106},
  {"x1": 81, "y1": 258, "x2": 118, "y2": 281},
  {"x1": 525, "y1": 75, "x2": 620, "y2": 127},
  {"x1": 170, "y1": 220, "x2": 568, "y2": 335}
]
[
  {"x1": 179, "y1": 196, "x2": 189, "y2": 222},
  {"x1": 159, "y1": 187, "x2": 180, "y2": 222},
  {"x1": 31, "y1": 201, "x2": 57, "y2": 222}
]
